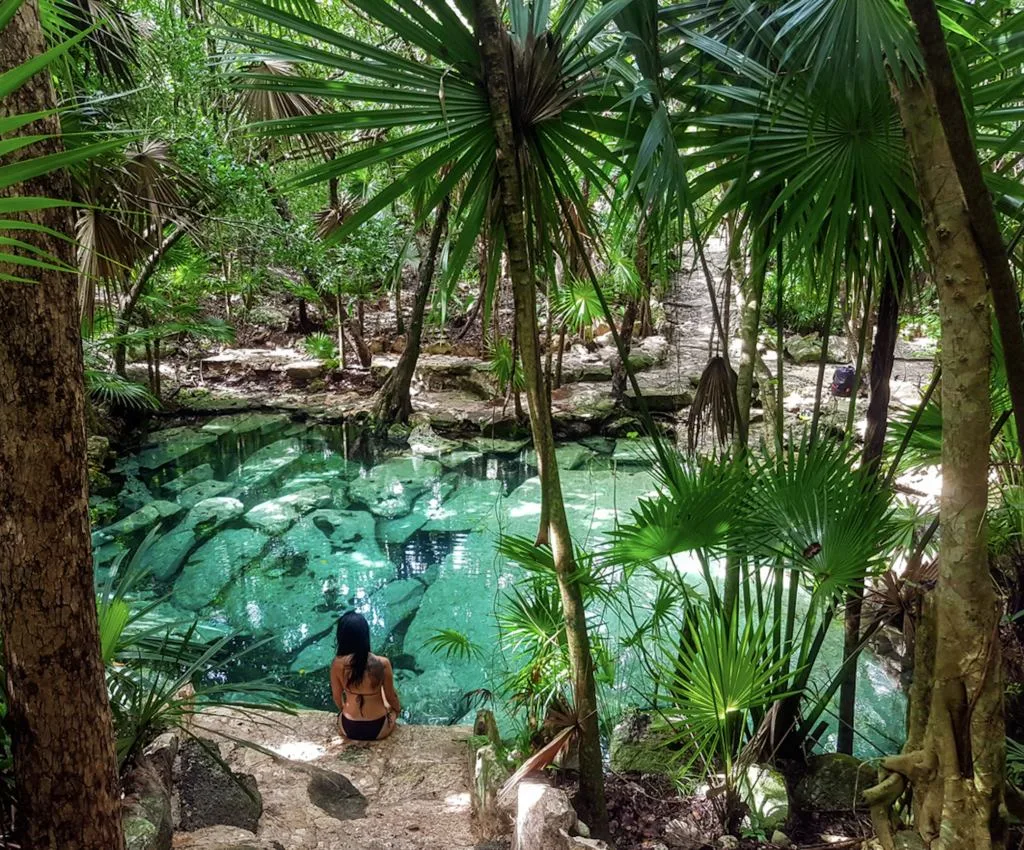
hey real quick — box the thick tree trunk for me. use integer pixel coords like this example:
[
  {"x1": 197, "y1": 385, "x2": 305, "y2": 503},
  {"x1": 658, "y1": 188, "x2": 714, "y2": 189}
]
[
  {"x1": 0, "y1": 4, "x2": 125, "y2": 848},
  {"x1": 373, "y1": 197, "x2": 450, "y2": 424},
  {"x1": 905, "y1": 0, "x2": 1024, "y2": 462},
  {"x1": 837, "y1": 222, "x2": 910, "y2": 756},
  {"x1": 885, "y1": 73, "x2": 1004, "y2": 850},
  {"x1": 474, "y1": 0, "x2": 608, "y2": 834}
]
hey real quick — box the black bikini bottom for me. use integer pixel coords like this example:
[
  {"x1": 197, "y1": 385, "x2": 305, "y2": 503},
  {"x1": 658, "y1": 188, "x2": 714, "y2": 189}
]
[{"x1": 340, "y1": 713, "x2": 386, "y2": 741}]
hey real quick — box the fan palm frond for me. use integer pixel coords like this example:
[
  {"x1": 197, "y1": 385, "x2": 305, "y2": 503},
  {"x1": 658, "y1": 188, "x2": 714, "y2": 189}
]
[{"x1": 688, "y1": 356, "x2": 738, "y2": 453}]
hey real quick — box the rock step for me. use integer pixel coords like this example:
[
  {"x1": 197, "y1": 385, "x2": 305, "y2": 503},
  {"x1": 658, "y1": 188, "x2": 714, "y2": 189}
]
[{"x1": 178, "y1": 709, "x2": 479, "y2": 850}]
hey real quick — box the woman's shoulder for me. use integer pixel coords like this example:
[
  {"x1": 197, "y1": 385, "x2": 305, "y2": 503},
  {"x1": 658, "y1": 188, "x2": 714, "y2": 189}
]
[{"x1": 368, "y1": 653, "x2": 392, "y2": 671}]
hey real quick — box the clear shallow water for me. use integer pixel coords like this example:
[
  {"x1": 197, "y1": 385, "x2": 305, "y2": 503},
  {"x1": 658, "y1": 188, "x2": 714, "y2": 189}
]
[{"x1": 91, "y1": 413, "x2": 905, "y2": 755}]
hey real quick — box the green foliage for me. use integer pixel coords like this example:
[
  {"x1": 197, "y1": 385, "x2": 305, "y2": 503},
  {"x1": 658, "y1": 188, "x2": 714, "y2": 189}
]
[
  {"x1": 424, "y1": 629, "x2": 482, "y2": 663},
  {"x1": 303, "y1": 332, "x2": 337, "y2": 362},
  {"x1": 99, "y1": 534, "x2": 294, "y2": 768},
  {"x1": 485, "y1": 337, "x2": 525, "y2": 396},
  {"x1": 609, "y1": 432, "x2": 900, "y2": 789}
]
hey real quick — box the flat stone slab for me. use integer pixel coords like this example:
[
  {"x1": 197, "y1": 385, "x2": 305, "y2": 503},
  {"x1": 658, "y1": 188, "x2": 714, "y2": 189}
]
[{"x1": 181, "y1": 709, "x2": 477, "y2": 850}]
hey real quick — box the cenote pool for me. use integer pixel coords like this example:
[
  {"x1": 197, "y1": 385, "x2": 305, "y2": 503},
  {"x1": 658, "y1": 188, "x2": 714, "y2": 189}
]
[{"x1": 91, "y1": 412, "x2": 905, "y2": 756}]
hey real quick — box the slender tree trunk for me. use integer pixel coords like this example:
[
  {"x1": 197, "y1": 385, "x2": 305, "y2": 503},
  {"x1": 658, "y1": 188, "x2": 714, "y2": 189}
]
[
  {"x1": 612, "y1": 298, "x2": 638, "y2": 399},
  {"x1": 474, "y1": 1, "x2": 608, "y2": 834},
  {"x1": 837, "y1": 221, "x2": 909, "y2": 756},
  {"x1": 882, "y1": 73, "x2": 1004, "y2": 850},
  {"x1": 0, "y1": 4, "x2": 125, "y2": 847},
  {"x1": 733, "y1": 231, "x2": 766, "y2": 450},
  {"x1": 373, "y1": 197, "x2": 450, "y2": 424},
  {"x1": 636, "y1": 220, "x2": 654, "y2": 338}
]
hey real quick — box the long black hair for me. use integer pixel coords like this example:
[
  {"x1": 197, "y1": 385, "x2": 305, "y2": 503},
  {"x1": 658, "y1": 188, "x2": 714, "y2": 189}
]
[{"x1": 336, "y1": 611, "x2": 371, "y2": 686}]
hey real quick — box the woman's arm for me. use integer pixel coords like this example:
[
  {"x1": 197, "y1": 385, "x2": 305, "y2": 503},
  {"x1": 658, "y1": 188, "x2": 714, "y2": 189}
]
[
  {"x1": 329, "y1": 659, "x2": 346, "y2": 713},
  {"x1": 381, "y1": 658, "x2": 401, "y2": 714}
]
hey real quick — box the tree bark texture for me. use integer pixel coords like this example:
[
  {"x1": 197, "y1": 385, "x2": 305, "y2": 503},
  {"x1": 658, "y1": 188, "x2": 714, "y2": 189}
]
[
  {"x1": 905, "y1": 0, "x2": 1024, "y2": 462},
  {"x1": 473, "y1": 0, "x2": 608, "y2": 834},
  {"x1": 0, "y1": 4, "x2": 126, "y2": 848},
  {"x1": 732, "y1": 230, "x2": 766, "y2": 450},
  {"x1": 891, "y1": 74, "x2": 1004, "y2": 850},
  {"x1": 373, "y1": 196, "x2": 450, "y2": 424}
]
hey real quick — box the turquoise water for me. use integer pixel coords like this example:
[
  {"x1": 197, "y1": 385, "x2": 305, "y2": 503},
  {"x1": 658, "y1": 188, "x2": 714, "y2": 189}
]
[{"x1": 91, "y1": 414, "x2": 905, "y2": 755}]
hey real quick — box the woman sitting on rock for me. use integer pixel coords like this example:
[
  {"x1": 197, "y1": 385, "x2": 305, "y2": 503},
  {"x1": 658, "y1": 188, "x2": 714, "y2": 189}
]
[{"x1": 331, "y1": 611, "x2": 401, "y2": 741}]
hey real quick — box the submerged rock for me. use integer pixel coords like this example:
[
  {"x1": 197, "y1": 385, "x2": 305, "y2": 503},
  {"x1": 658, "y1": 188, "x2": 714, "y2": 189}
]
[
  {"x1": 230, "y1": 438, "x2": 304, "y2": 495},
  {"x1": 347, "y1": 457, "x2": 443, "y2": 518},
  {"x1": 104, "y1": 500, "x2": 183, "y2": 538},
  {"x1": 379, "y1": 481, "x2": 456, "y2": 544},
  {"x1": 307, "y1": 509, "x2": 377, "y2": 549},
  {"x1": 137, "y1": 427, "x2": 219, "y2": 471},
  {"x1": 202, "y1": 412, "x2": 290, "y2": 437},
  {"x1": 175, "y1": 528, "x2": 269, "y2": 610},
  {"x1": 244, "y1": 485, "x2": 333, "y2": 534},
  {"x1": 145, "y1": 529, "x2": 197, "y2": 582},
  {"x1": 611, "y1": 437, "x2": 657, "y2": 467},
  {"x1": 162, "y1": 463, "x2": 214, "y2": 495},
  {"x1": 421, "y1": 478, "x2": 505, "y2": 534},
  {"x1": 178, "y1": 479, "x2": 233, "y2": 509},
  {"x1": 472, "y1": 437, "x2": 531, "y2": 458},
  {"x1": 181, "y1": 497, "x2": 245, "y2": 534}
]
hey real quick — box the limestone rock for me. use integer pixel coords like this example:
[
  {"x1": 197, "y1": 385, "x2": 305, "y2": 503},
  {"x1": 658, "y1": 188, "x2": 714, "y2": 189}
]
[
  {"x1": 244, "y1": 485, "x2": 333, "y2": 534},
  {"x1": 663, "y1": 817, "x2": 703, "y2": 849},
  {"x1": 171, "y1": 825, "x2": 283, "y2": 850},
  {"x1": 408, "y1": 424, "x2": 462, "y2": 457},
  {"x1": 737, "y1": 763, "x2": 789, "y2": 832},
  {"x1": 421, "y1": 478, "x2": 505, "y2": 534},
  {"x1": 611, "y1": 437, "x2": 657, "y2": 467},
  {"x1": 473, "y1": 437, "x2": 531, "y2": 457},
  {"x1": 176, "y1": 738, "x2": 262, "y2": 833},
  {"x1": 307, "y1": 508, "x2": 377, "y2": 549},
  {"x1": 785, "y1": 333, "x2": 823, "y2": 365},
  {"x1": 347, "y1": 457, "x2": 443, "y2": 518},
  {"x1": 181, "y1": 497, "x2": 244, "y2": 534},
  {"x1": 305, "y1": 765, "x2": 367, "y2": 820},
  {"x1": 104, "y1": 501, "x2": 183, "y2": 537},
  {"x1": 175, "y1": 529, "x2": 269, "y2": 610},
  {"x1": 793, "y1": 753, "x2": 874, "y2": 813},
  {"x1": 285, "y1": 360, "x2": 326, "y2": 383},
  {"x1": 145, "y1": 529, "x2": 197, "y2": 582},
  {"x1": 201, "y1": 413, "x2": 290, "y2": 437},
  {"x1": 514, "y1": 782, "x2": 577, "y2": 850},
  {"x1": 178, "y1": 479, "x2": 233, "y2": 509},
  {"x1": 230, "y1": 438, "x2": 304, "y2": 495},
  {"x1": 137, "y1": 427, "x2": 218, "y2": 471},
  {"x1": 717, "y1": 837, "x2": 740, "y2": 850},
  {"x1": 123, "y1": 754, "x2": 173, "y2": 850},
  {"x1": 471, "y1": 738, "x2": 511, "y2": 840},
  {"x1": 608, "y1": 711, "x2": 676, "y2": 776},
  {"x1": 162, "y1": 463, "x2": 214, "y2": 495}
]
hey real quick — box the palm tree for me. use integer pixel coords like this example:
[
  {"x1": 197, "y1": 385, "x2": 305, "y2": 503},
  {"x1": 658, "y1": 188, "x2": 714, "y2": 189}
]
[
  {"x1": 223, "y1": 0, "x2": 657, "y2": 829},
  {"x1": 1, "y1": 0, "x2": 124, "y2": 846}
]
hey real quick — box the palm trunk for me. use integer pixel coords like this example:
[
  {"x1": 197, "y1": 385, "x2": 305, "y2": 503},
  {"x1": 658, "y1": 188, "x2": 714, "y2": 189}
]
[
  {"x1": 837, "y1": 221, "x2": 909, "y2": 756},
  {"x1": 733, "y1": 231, "x2": 766, "y2": 450},
  {"x1": 373, "y1": 197, "x2": 450, "y2": 424},
  {"x1": 474, "y1": 0, "x2": 608, "y2": 834},
  {"x1": 882, "y1": 72, "x2": 1003, "y2": 849},
  {"x1": 612, "y1": 298, "x2": 638, "y2": 399},
  {"x1": 0, "y1": 4, "x2": 124, "y2": 847}
]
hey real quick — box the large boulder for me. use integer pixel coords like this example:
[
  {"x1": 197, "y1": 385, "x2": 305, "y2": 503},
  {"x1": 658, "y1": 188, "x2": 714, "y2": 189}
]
[
  {"x1": 174, "y1": 529, "x2": 269, "y2": 610},
  {"x1": 737, "y1": 764, "x2": 790, "y2": 833},
  {"x1": 175, "y1": 738, "x2": 262, "y2": 833},
  {"x1": 793, "y1": 753, "x2": 874, "y2": 813},
  {"x1": 514, "y1": 781, "x2": 605, "y2": 850},
  {"x1": 785, "y1": 333, "x2": 823, "y2": 365}
]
